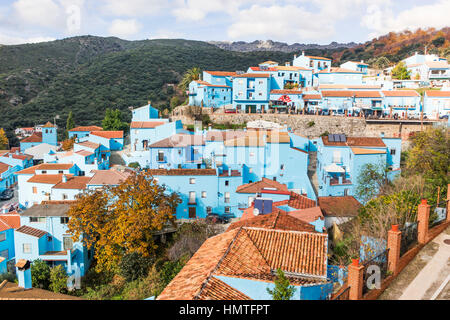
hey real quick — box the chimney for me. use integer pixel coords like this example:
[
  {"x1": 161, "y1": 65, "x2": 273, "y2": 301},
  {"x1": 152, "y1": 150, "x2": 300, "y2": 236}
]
[
  {"x1": 380, "y1": 132, "x2": 385, "y2": 138},
  {"x1": 361, "y1": 60, "x2": 364, "y2": 63},
  {"x1": 62, "y1": 174, "x2": 67, "y2": 183},
  {"x1": 1, "y1": 207, "x2": 8, "y2": 214},
  {"x1": 228, "y1": 168, "x2": 232, "y2": 176},
  {"x1": 16, "y1": 260, "x2": 32, "y2": 290},
  {"x1": 148, "y1": 100, "x2": 151, "y2": 105},
  {"x1": 294, "y1": 54, "x2": 297, "y2": 59},
  {"x1": 285, "y1": 61, "x2": 290, "y2": 66},
  {"x1": 302, "y1": 51, "x2": 305, "y2": 56}
]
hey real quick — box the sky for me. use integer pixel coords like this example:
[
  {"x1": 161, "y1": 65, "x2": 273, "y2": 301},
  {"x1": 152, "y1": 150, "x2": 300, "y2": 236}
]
[{"x1": 0, "y1": 0, "x2": 449, "y2": 45}]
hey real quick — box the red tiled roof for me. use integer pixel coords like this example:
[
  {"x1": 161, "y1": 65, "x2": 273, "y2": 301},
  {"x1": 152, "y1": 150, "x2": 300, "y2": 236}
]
[
  {"x1": 16, "y1": 163, "x2": 74, "y2": 175},
  {"x1": 270, "y1": 89, "x2": 302, "y2": 95},
  {"x1": 234, "y1": 73, "x2": 270, "y2": 78},
  {"x1": 288, "y1": 192, "x2": 317, "y2": 210},
  {"x1": 321, "y1": 91, "x2": 354, "y2": 97},
  {"x1": 303, "y1": 94, "x2": 322, "y2": 100},
  {"x1": 90, "y1": 131, "x2": 123, "y2": 139},
  {"x1": 15, "y1": 225, "x2": 47, "y2": 238},
  {"x1": 236, "y1": 178, "x2": 289, "y2": 194},
  {"x1": 382, "y1": 90, "x2": 420, "y2": 97},
  {"x1": 288, "y1": 206, "x2": 324, "y2": 224},
  {"x1": 249, "y1": 67, "x2": 277, "y2": 72},
  {"x1": 228, "y1": 208, "x2": 316, "y2": 233},
  {"x1": 68, "y1": 126, "x2": 103, "y2": 132},
  {"x1": 353, "y1": 91, "x2": 382, "y2": 98},
  {"x1": 41, "y1": 122, "x2": 55, "y2": 128},
  {"x1": 27, "y1": 174, "x2": 70, "y2": 185},
  {"x1": 53, "y1": 176, "x2": 91, "y2": 190},
  {"x1": 130, "y1": 121, "x2": 165, "y2": 129},
  {"x1": 319, "y1": 67, "x2": 362, "y2": 74},
  {"x1": 0, "y1": 163, "x2": 11, "y2": 174},
  {"x1": 148, "y1": 169, "x2": 216, "y2": 176},
  {"x1": 322, "y1": 136, "x2": 386, "y2": 147},
  {"x1": 88, "y1": 169, "x2": 131, "y2": 185},
  {"x1": 0, "y1": 213, "x2": 21, "y2": 230},
  {"x1": 75, "y1": 150, "x2": 94, "y2": 157},
  {"x1": 194, "y1": 80, "x2": 231, "y2": 88},
  {"x1": 306, "y1": 55, "x2": 331, "y2": 61},
  {"x1": 318, "y1": 196, "x2": 362, "y2": 217},
  {"x1": 20, "y1": 132, "x2": 42, "y2": 143},
  {"x1": 204, "y1": 71, "x2": 237, "y2": 77},
  {"x1": 218, "y1": 170, "x2": 241, "y2": 177},
  {"x1": 158, "y1": 226, "x2": 327, "y2": 300},
  {"x1": 197, "y1": 276, "x2": 251, "y2": 300},
  {"x1": 76, "y1": 141, "x2": 100, "y2": 149},
  {"x1": 425, "y1": 90, "x2": 450, "y2": 97}
]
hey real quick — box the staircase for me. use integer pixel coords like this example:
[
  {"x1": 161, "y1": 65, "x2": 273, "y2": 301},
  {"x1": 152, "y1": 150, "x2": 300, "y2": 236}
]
[{"x1": 307, "y1": 150, "x2": 319, "y2": 198}]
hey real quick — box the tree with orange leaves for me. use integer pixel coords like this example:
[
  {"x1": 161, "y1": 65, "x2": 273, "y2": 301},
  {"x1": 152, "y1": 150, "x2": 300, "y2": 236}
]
[
  {"x1": 67, "y1": 170, "x2": 181, "y2": 272},
  {"x1": 61, "y1": 138, "x2": 75, "y2": 151}
]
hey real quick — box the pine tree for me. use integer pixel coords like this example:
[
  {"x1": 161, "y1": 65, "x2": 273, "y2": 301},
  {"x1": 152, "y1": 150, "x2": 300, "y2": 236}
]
[
  {"x1": 102, "y1": 108, "x2": 127, "y2": 131},
  {"x1": 0, "y1": 128, "x2": 9, "y2": 150},
  {"x1": 266, "y1": 268, "x2": 296, "y2": 300},
  {"x1": 65, "y1": 111, "x2": 75, "y2": 139},
  {"x1": 391, "y1": 61, "x2": 411, "y2": 80}
]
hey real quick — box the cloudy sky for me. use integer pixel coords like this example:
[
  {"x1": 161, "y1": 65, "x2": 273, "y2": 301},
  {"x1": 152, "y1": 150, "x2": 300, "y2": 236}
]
[{"x1": 0, "y1": 0, "x2": 449, "y2": 45}]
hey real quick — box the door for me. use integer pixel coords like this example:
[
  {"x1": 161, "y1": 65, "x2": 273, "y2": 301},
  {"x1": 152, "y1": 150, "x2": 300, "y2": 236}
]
[{"x1": 188, "y1": 207, "x2": 196, "y2": 219}]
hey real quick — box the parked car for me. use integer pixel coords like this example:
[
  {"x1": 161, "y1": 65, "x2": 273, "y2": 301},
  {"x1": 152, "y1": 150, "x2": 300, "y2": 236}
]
[
  {"x1": 0, "y1": 189, "x2": 14, "y2": 201},
  {"x1": 206, "y1": 213, "x2": 231, "y2": 224}
]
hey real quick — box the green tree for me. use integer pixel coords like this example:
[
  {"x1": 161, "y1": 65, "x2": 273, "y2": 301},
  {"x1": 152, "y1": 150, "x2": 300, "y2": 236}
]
[
  {"x1": 49, "y1": 265, "x2": 68, "y2": 293},
  {"x1": 373, "y1": 56, "x2": 391, "y2": 69},
  {"x1": 0, "y1": 128, "x2": 9, "y2": 149},
  {"x1": 355, "y1": 163, "x2": 389, "y2": 204},
  {"x1": 65, "y1": 111, "x2": 75, "y2": 139},
  {"x1": 179, "y1": 67, "x2": 201, "y2": 91},
  {"x1": 266, "y1": 268, "x2": 296, "y2": 300},
  {"x1": 31, "y1": 259, "x2": 51, "y2": 289},
  {"x1": 102, "y1": 108, "x2": 128, "y2": 132},
  {"x1": 119, "y1": 252, "x2": 154, "y2": 282},
  {"x1": 391, "y1": 61, "x2": 411, "y2": 80}
]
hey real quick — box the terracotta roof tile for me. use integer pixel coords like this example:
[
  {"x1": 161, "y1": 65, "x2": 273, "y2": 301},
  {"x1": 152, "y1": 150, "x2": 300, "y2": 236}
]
[
  {"x1": 0, "y1": 214, "x2": 21, "y2": 230},
  {"x1": 236, "y1": 178, "x2": 289, "y2": 194},
  {"x1": 15, "y1": 225, "x2": 47, "y2": 238},
  {"x1": 20, "y1": 132, "x2": 42, "y2": 143},
  {"x1": 318, "y1": 196, "x2": 362, "y2": 217},
  {"x1": 90, "y1": 131, "x2": 123, "y2": 139},
  {"x1": 306, "y1": 55, "x2": 331, "y2": 61},
  {"x1": 303, "y1": 94, "x2": 322, "y2": 100},
  {"x1": 41, "y1": 122, "x2": 55, "y2": 128},
  {"x1": 27, "y1": 174, "x2": 69, "y2": 185},
  {"x1": 287, "y1": 206, "x2": 324, "y2": 224},
  {"x1": 382, "y1": 90, "x2": 420, "y2": 97},
  {"x1": 149, "y1": 134, "x2": 204, "y2": 148},
  {"x1": 234, "y1": 73, "x2": 270, "y2": 78},
  {"x1": 68, "y1": 126, "x2": 103, "y2": 132},
  {"x1": 204, "y1": 71, "x2": 237, "y2": 77},
  {"x1": 249, "y1": 67, "x2": 277, "y2": 72},
  {"x1": 53, "y1": 176, "x2": 91, "y2": 189},
  {"x1": 425, "y1": 90, "x2": 450, "y2": 97},
  {"x1": 88, "y1": 170, "x2": 131, "y2": 185},
  {"x1": 0, "y1": 163, "x2": 11, "y2": 174},
  {"x1": 270, "y1": 89, "x2": 302, "y2": 95},
  {"x1": 351, "y1": 147, "x2": 386, "y2": 155},
  {"x1": 194, "y1": 80, "x2": 230, "y2": 88},
  {"x1": 319, "y1": 67, "x2": 361, "y2": 74},
  {"x1": 130, "y1": 121, "x2": 165, "y2": 129},
  {"x1": 197, "y1": 276, "x2": 251, "y2": 300},
  {"x1": 76, "y1": 141, "x2": 100, "y2": 149},
  {"x1": 288, "y1": 192, "x2": 317, "y2": 210},
  {"x1": 16, "y1": 163, "x2": 73, "y2": 175}
]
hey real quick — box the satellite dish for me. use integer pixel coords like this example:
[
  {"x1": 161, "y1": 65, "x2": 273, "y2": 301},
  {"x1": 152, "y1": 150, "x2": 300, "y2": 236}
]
[{"x1": 253, "y1": 208, "x2": 260, "y2": 216}]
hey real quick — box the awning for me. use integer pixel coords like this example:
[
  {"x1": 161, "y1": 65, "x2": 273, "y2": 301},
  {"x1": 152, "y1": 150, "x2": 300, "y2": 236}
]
[
  {"x1": 325, "y1": 163, "x2": 345, "y2": 173},
  {"x1": 278, "y1": 95, "x2": 292, "y2": 103}
]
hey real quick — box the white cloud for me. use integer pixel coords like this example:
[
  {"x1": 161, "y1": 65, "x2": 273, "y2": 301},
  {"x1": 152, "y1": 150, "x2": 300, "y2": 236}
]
[
  {"x1": 362, "y1": 0, "x2": 450, "y2": 38},
  {"x1": 149, "y1": 30, "x2": 184, "y2": 39},
  {"x1": 100, "y1": 0, "x2": 167, "y2": 17},
  {"x1": 227, "y1": 4, "x2": 334, "y2": 42},
  {"x1": 108, "y1": 19, "x2": 141, "y2": 38},
  {"x1": 0, "y1": 33, "x2": 55, "y2": 45},
  {"x1": 12, "y1": 0, "x2": 63, "y2": 28}
]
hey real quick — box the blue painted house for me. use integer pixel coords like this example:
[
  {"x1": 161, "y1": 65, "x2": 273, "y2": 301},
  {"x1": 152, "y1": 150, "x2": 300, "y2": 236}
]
[
  {"x1": 340, "y1": 61, "x2": 369, "y2": 74},
  {"x1": 0, "y1": 212, "x2": 20, "y2": 274},
  {"x1": 423, "y1": 90, "x2": 450, "y2": 118},
  {"x1": 381, "y1": 90, "x2": 421, "y2": 118},
  {"x1": 20, "y1": 122, "x2": 57, "y2": 152},
  {"x1": 68, "y1": 126, "x2": 103, "y2": 140},
  {"x1": 293, "y1": 51, "x2": 331, "y2": 75},
  {"x1": 14, "y1": 202, "x2": 92, "y2": 277},
  {"x1": 316, "y1": 68, "x2": 364, "y2": 86},
  {"x1": 232, "y1": 73, "x2": 271, "y2": 113}
]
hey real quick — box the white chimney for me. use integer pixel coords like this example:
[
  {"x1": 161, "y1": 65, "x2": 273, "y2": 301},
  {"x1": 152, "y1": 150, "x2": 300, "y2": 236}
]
[
  {"x1": 361, "y1": 60, "x2": 364, "y2": 63},
  {"x1": 294, "y1": 54, "x2": 297, "y2": 59},
  {"x1": 285, "y1": 62, "x2": 290, "y2": 66},
  {"x1": 302, "y1": 51, "x2": 305, "y2": 56},
  {"x1": 62, "y1": 175, "x2": 67, "y2": 183},
  {"x1": 16, "y1": 260, "x2": 32, "y2": 289}
]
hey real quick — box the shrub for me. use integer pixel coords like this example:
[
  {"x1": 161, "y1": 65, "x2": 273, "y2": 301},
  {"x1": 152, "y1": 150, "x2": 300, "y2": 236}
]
[
  {"x1": 49, "y1": 265, "x2": 68, "y2": 293},
  {"x1": 0, "y1": 272, "x2": 16, "y2": 283},
  {"x1": 31, "y1": 259, "x2": 51, "y2": 289},
  {"x1": 119, "y1": 252, "x2": 154, "y2": 282},
  {"x1": 307, "y1": 121, "x2": 315, "y2": 128},
  {"x1": 128, "y1": 162, "x2": 140, "y2": 169}
]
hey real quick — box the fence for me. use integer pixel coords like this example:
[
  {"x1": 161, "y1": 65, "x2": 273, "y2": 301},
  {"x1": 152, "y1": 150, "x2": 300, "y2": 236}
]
[
  {"x1": 362, "y1": 249, "x2": 389, "y2": 295},
  {"x1": 428, "y1": 201, "x2": 448, "y2": 228},
  {"x1": 332, "y1": 286, "x2": 350, "y2": 300},
  {"x1": 400, "y1": 222, "x2": 418, "y2": 257}
]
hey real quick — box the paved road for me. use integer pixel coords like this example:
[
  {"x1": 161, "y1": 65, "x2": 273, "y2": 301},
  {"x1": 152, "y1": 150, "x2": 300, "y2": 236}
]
[{"x1": 0, "y1": 187, "x2": 18, "y2": 209}]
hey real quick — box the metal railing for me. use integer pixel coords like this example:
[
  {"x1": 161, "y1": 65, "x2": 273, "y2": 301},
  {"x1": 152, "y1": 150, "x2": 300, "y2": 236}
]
[
  {"x1": 428, "y1": 201, "x2": 448, "y2": 229},
  {"x1": 400, "y1": 222, "x2": 418, "y2": 257},
  {"x1": 362, "y1": 249, "x2": 389, "y2": 295},
  {"x1": 332, "y1": 286, "x2": 350, "y2": 300}
]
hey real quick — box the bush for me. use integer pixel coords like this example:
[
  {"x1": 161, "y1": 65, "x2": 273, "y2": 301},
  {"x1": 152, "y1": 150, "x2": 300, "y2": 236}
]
[
  {"x1": 0, "y1": 272, "x2": 16, "y2": 283},
  {"x1": 49, "y1": 265, "x2": 68, "y2": 293},
  {"x1": 128, "y1": 162, "x2": 140, "y2": 169},
  {"x1": 119, "y1": 252, "x2": 154, "y2": 282},
  {"x1": 31, "y1": 259, "x2": 51, "y2": 289},
  {"x1": 307, "y1": 121, "x2": 315, "y2": 128},
  {"x1": 156, "y1": 256, "x2": 188, "y2": 296}
]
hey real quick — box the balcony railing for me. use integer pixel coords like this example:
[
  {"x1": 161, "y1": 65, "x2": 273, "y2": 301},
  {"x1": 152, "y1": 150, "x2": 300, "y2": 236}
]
[{"x1": 330, "y1": 178, "x2": 352, "y2": 186}]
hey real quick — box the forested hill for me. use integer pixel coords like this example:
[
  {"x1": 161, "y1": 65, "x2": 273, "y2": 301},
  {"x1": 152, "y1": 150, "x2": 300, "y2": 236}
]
[{"x1": 0, "y1": 28, "x2": 449, "y2": 145}]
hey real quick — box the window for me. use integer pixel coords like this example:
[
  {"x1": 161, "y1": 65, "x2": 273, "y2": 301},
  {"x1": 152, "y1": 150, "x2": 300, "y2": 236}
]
[
  {"x1": 201, "y1": 191, "x2": 207, "y2": 198},
  {"x1": 333, "y1": 151, "x2": 341, "y2": 163},
  {"x1": 60, "y1": 217, "x2": 69, "y2": 224},
  {"x1": 63, "y1": 237, "x2": 73, "y2": 250},
  {"x1": 225, "y1": 180, "x2": 229, "y2": 186},
  {"x1": 0, "y1": 233, "x2": 6, "y2": 242},
  {"x1": 280, "y1": 164, "x2": 284, "y2": 170},
  {"x1": 225, "y1": 207, "x2": 231, "y2": 213},
  {"x1": 189, "y1": 192, "x2": 196, "y2": 204},
  {"x1": 206, "y1": 207, "x2": 212, "y2": 214},
  {"x1": 41, "y1": 170, "x2": 47, "y2": 174},
  {"x1": 344, "y1": 189, "x2": 349, "y2": 196},
  {"x1": 62, "y1": 194, "x2": 68, "y2": 200},
  {"x1": 158, "y1": 165, "x2": 164, "y2": 169},
  {"x1": 47, "y1": 236, "x2": 53, "y2": 242},
  {"x1": 158, "y1": 151, "x2": 164, "y2": 162},
  {"x1": 224, "y1": 192, "x2": 230, "y2": 203},
  {"x1": 30, "y1": 217, "x2": 46, "y2": 223},
  {"x1": 23, "y1": 243, "x2": 32, "y2": 254},
  {"x1": 58, "y1": 171, "x2": 64, "y2": 174},
  {"x1": 190, "y1": 178, "x2": 196, "y2": 184},
  {"x1": 32, "y1": 186, "x2": 37, "y2": 194},
  {"x1": 0, "y1": 249, "x2": 8, "y2": 259},
  {"x1": 258, "y1": 80, "x2": 264, "y2": 84},
  {"x1": 390, "y1": 149, "x2": 396, "y2": 155}
]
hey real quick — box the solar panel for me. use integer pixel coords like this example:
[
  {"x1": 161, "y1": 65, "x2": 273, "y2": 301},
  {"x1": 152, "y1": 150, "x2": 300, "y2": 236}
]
[
  {"x1": 340, "y1": 134, "x2": 347, "y2": 142},
  {"x1": 328, "y1": 134, "x2": 335, "y2": 142}
]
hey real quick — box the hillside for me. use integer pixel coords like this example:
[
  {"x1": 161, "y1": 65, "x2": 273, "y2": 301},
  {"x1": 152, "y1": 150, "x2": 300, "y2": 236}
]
[
  {"x1": 0, "y1": 28, "x2": 449, "y2": 146},
  {"x1": 208, "y1": 40, "x2": 358, "y2": 52}
]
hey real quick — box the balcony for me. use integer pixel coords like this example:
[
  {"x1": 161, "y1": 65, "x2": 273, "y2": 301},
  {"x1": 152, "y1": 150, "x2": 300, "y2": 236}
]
[
  {"x1": 40, "y1": 250, "x2": 72, "y2": 261},
  {"x1": 330, "y1": 178, "x2": 352, "y2": 186}
]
